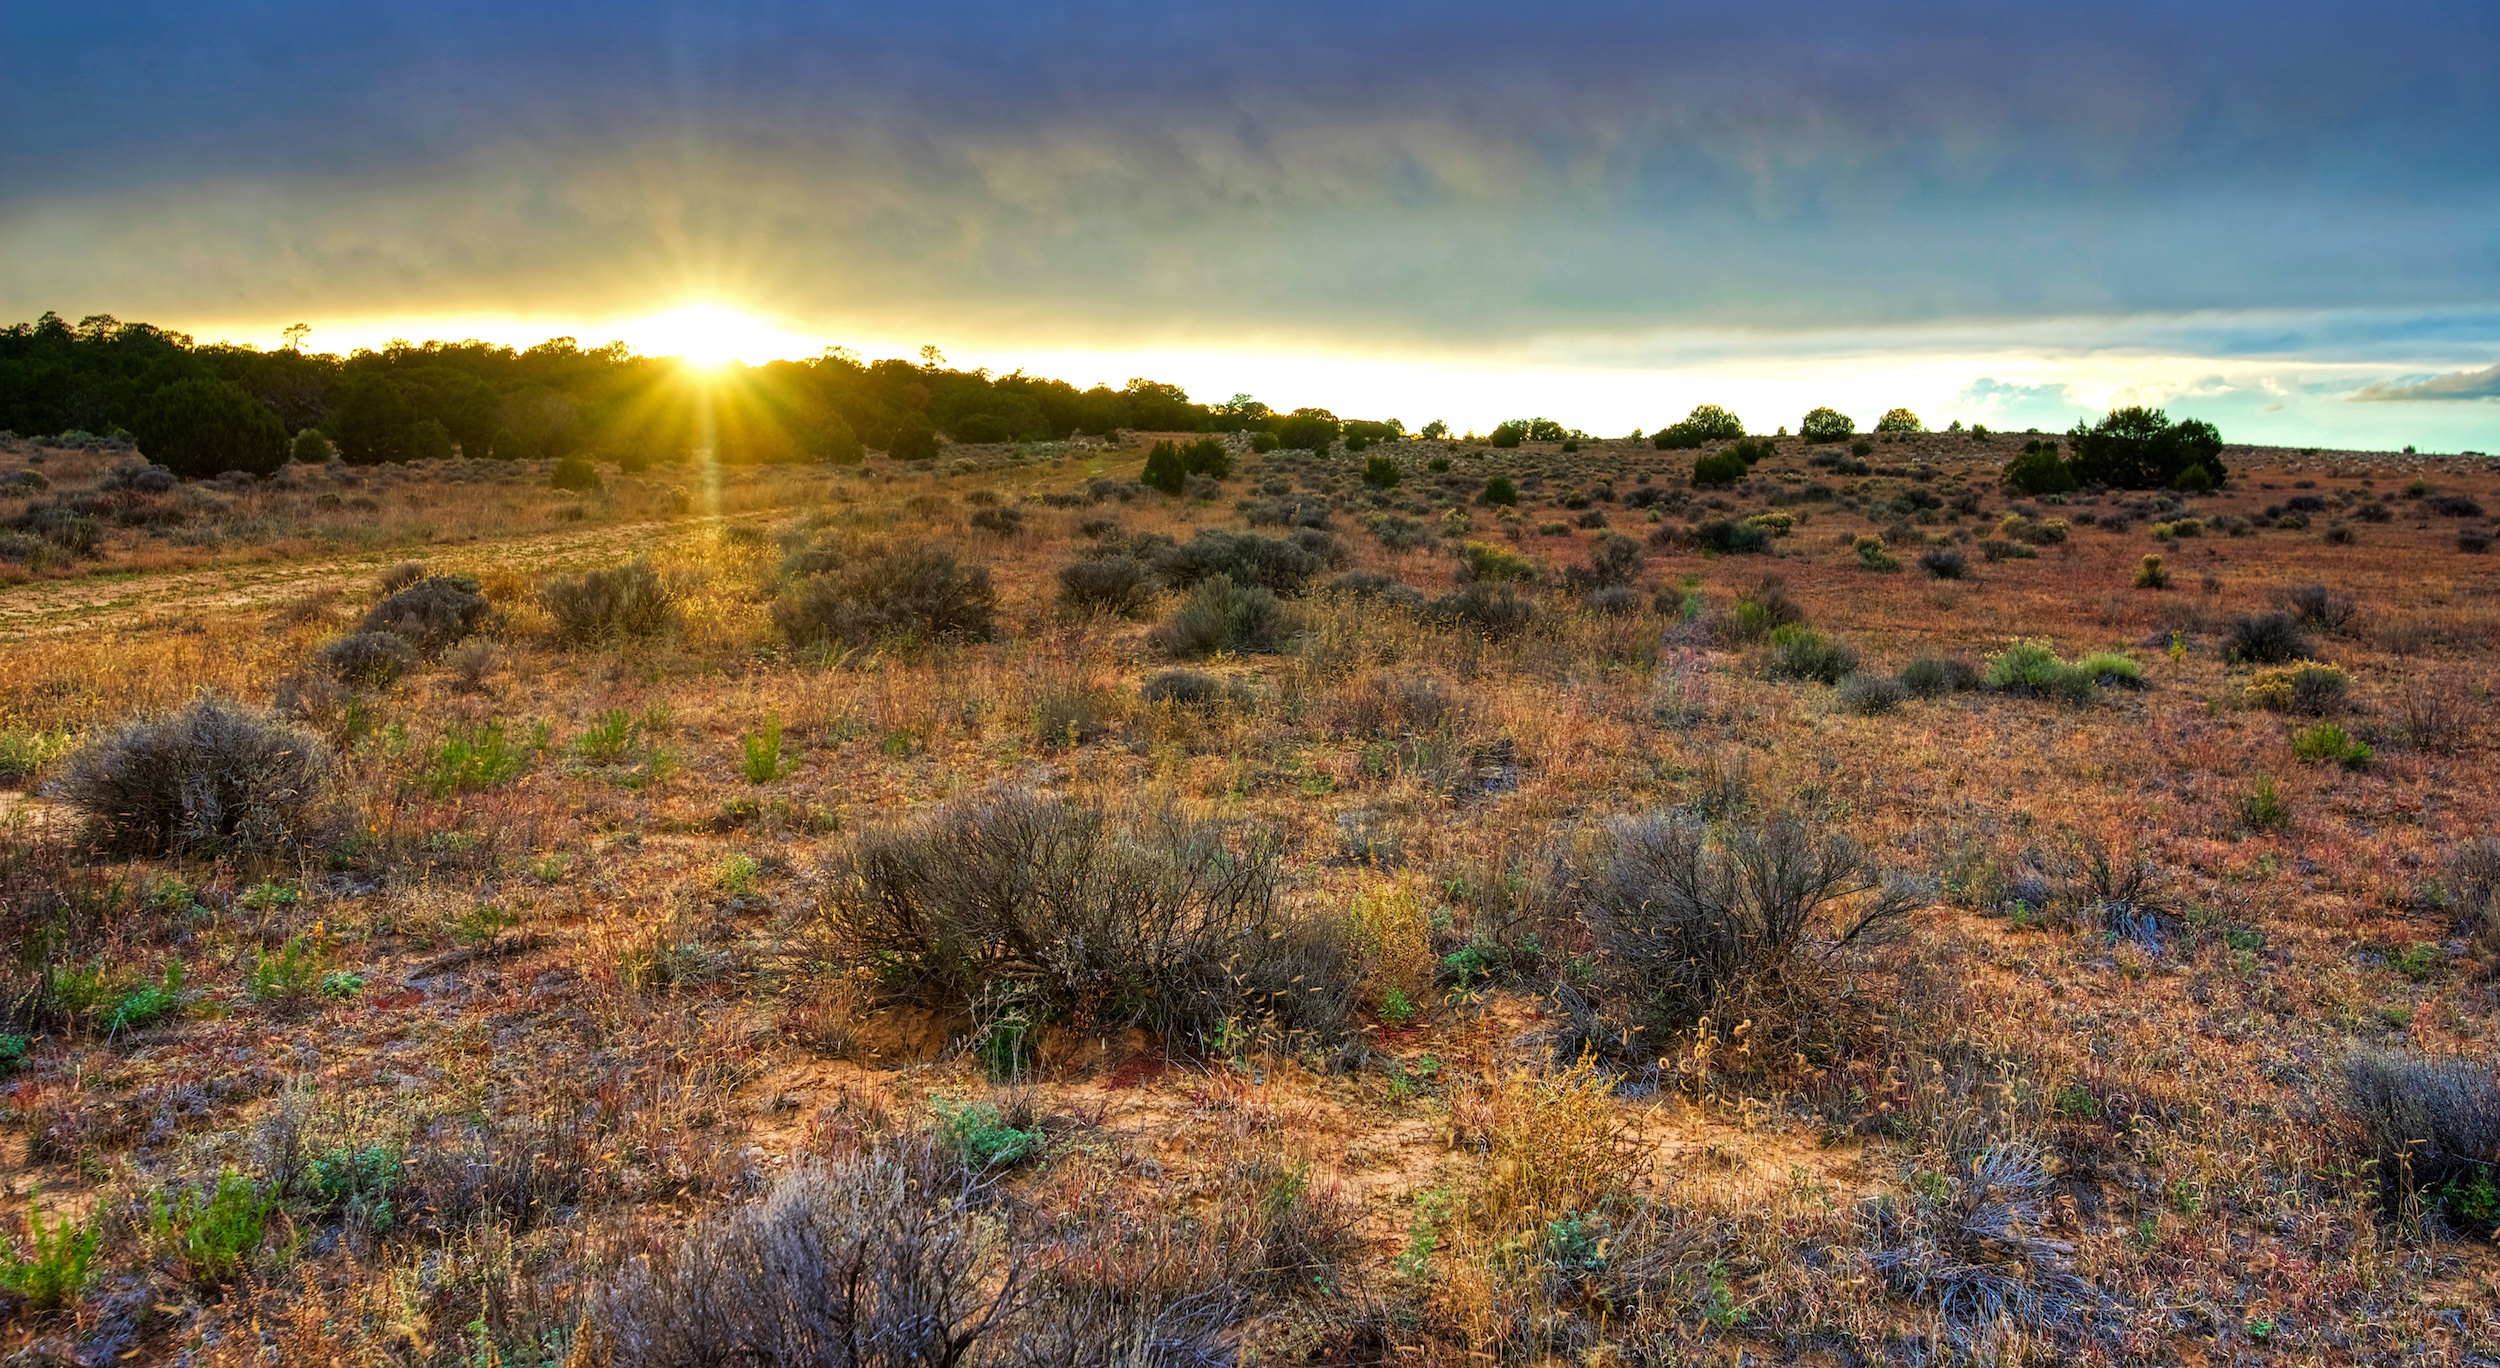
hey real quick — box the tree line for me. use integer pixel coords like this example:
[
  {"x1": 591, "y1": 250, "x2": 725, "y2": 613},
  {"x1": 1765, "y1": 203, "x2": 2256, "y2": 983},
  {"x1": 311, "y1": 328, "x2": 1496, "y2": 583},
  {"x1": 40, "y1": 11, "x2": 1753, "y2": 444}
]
[{"x1": 0, "y1": 313, "x2": 1392, "y2": 478}]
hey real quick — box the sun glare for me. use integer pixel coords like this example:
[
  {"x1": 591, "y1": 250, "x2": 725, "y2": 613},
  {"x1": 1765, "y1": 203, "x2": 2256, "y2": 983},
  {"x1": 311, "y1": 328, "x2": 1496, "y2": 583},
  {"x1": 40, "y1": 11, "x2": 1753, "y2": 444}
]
[{"x1": 629, "y1": 303, "x2": 790, "y2": 370}]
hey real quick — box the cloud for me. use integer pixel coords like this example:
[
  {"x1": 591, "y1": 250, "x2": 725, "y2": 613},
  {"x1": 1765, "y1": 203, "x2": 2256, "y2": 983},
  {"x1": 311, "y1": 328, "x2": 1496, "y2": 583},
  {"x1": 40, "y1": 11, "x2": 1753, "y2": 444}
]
[{"x1": 2351, "y1": 363, "x2": 2500, "y2": 402}]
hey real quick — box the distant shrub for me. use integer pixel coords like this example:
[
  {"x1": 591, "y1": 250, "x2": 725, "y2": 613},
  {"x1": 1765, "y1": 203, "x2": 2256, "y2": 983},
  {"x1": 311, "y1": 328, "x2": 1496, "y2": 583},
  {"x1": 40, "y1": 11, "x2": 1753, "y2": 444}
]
[
  {"x1": 1766, "y1": 624, "x2": 1858, "y2": 684},
  {"x1": 1691, "y1": 451, "x2": 1748, "y2": 488},
  {"x1": 2224, "y1": 611, "x2": 2312, "y2": 665},
  {"x1": 1917, "y1": 547, "x2": 1968, "y2": 580},
  {"x1": 544, "y1": 561, "x2": 678, "y2": 644},
  {"x1": 967, "y1": 505, "x2": 1023, "y2": 536},
  {"x1": 361, "y1": 575, "x2": 489, "y2": 652},
  {"x1": 1873, "y1": 408, "x2": 1923, "y2": 434},
  {"x1": 1566, "y1": 809, "x2": 1922, "y2": 1057},
  {"x1": 1899, "y1": 654, "x2": 1979, "y2": 697},
  {"x1": 1563, "y1": 530, "x2": 1642, "y2": 591},
  {"x1": 1983, "y1": 639, "x2": 2096, "y2": 703},
  {"x1": 1155, "y1": 574, "x2": 1285, "y2": 656},
  {"x1": 288, "y1": 429, "x2": 331, "y2": 466},
  {"x1": 316, "y1": 631, "x2": 417, "y2": 687},
  {"x1": 1056, "y1": 553, "x2": 1154, "y2": 616},
  {"x1": 2073, "y1": 652, "x2": 2144, "y2": 689},
  {"x1": 1481, "y1": 475, "x2": 1519, "y2": 506},
  {"x1": 1145, "y1": 529, "x2": 1329, "y2": 599},
  {"x1": 1998, "y1": 513, "x2": 2069, "y2": 546},
  {"x1": 1690, "y1": 519, "x2": 1770, "y2": 555},
  {"x1": 2290, "y1": 721, "x2": 2371, "y2": 769},
  {"x1": 2451, "y1": 838, "x2": 2500, "y2": 958},
  {"x1": 1329, "y1": 570, "x2": 1428, "y2": 612},
  {"x1": 2282, "y1": 583, "x2": 2356, "y2": 632},
  {"x1": 2133, "y1": 554, "x2": 2169, "y2": 589},
  {"x1": 1427, "y1": 583, "x2": 1540, "y2": 637},
  {"x1": 2461, "y1": 529, "x2": 2494, "y2": 554},
  {"x1": 1137, "y1": 437, "x2": 1228, "y2": 494},
  {"x1": 47, "y1": 695, "x2": 331, "y2": 856},
  {"x1": 1726, "y1": 575, "x2": 1804, "y2": 642},
  {"x1": 549, "y1": 455, "x2": 601, "y2": 492},
  {"x1": 1854, "y1": 536, "x2": 1900, "y2": 572},
  {"x1": 1587, "y1": 583, "x2": 1643, "y2": 615},
  {"x1": 1362, "y1": 455, "x2": 1402, "y2": 489},
  {"x1": 1139, "y1": 669, "x2": 1246, "y2": 710},
  {"x1": 816, "y1": 791, "x2": 1350, "y2": 1053},
  {"x1": 1799, "y1": 407, "x2": 1855, "y2": 444},
  {"x1": 424, "y1": 722, "x2": 532, "y2": 797},
  {"x1": 1838, "y1": 672, "x2": 1907, "y2": 715},
  {"x1": 2245, "y1": 660, "x2": 2350, "y2": 715},
  {"x1": 2344, "y1": 1050, "x2": 2500, "y2": 1229},
  {"x1": 1459, "y1": 540, "x2": 1538, "y2": 584},
  {"x1": 776, "y1": 544, "x2": 996, "y2": 649}
]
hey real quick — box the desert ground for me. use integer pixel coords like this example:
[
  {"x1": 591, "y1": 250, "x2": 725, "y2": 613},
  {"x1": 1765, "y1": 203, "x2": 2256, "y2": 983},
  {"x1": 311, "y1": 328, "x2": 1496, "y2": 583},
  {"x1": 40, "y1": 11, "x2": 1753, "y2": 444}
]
[{"x1": 3, "y1": 428, "x2": 2497, "y2": 1366}]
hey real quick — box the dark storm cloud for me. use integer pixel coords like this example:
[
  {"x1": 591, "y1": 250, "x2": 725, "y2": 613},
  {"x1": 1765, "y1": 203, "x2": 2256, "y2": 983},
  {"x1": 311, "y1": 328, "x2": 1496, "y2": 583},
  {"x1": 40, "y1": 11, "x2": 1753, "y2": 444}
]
[{"x1": 4, "y1": 1, "x2": 2496, "y2": 339}]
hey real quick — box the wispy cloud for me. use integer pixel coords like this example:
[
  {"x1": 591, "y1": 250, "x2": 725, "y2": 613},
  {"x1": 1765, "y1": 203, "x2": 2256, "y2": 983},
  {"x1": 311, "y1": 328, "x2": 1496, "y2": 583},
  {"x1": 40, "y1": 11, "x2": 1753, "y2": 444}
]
[{"x1": 2352, "y1": 363, "x2": 2500, "y2": 402}]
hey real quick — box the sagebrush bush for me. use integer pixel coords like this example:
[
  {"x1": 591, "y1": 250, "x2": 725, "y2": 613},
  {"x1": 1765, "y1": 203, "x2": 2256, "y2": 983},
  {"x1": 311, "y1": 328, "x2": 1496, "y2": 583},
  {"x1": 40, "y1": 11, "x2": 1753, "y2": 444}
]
[
  {"x1": 2245, "y1": 660, "x2": 2350, "y2": 714},
  {"x1": 2281, "y1": 583, "x2": 2357, "y2": 631},
  {"x1": 359, "y1": 575, "x2": 488, "y2": 652},
  {"x1": 1458, "y1": 540, "x2": 1539, "y2": 584},
  {"x1": 813, "y1": 791, "x2": 1353, "y2": 1055},
  {"x1": 1566, "y1": 809, "x2": 1923, "y2": 1059},
  {"x1": 1838, "y1": 672, "x2": 1907, "y2": 715},
  {"x1": 47, "y1": 695, "x2": 332, "y2": 856},
  {"x1": 2344, "y1": 1050, "x2": 2500, "y2": 1228},
  {"x1": 1765, "y1": 624, "x2": 1858, "y2": 685},
  {"x1": 1151, "y1": 529, "x2": 1331, "y2": 596},
  {"x1": 595, "y1": 1142, "x2": 1017, "y2": 1365},
  {"x1": 2451, "y1": 838, "x2": 2500, "y2": 957},
  {"x1": 2225, "y1": 611, "x2": 2312, "y2": 665},
  {"x1": 543, "y1": 560, "x2": 678, "y2": 645},
  {"x1": 1899, "y1": 655, "x2": 1978, "y2": 697},
  {"x1": 1155, "y1": 574, "x2": 1285, "y2": 657},
  {"x1": 1723, "y1": 575, "x2": 1803, "y2": 643},
  {"x1": 1427, "y1": 583, "x2": 1540, "y2": 637},
  {"x1": 1139, "y1": 669, "x2": 1246, "y2": 711},
  {"x1": 1983, "y1": 639, "x2": 2095, "y2": 703},
  {"x1": 1056, "y1": 553, "x2": 1155, "y2": 616},
  {"x1": 775, "y1": 544, "x2": 997, "y2": 648},
  {"x1": 315, "y1": 630, "x2": 417, "y2": 687},
  {"x1": 1918, "y1": 547, "x2": 1968, "y2": 580}
]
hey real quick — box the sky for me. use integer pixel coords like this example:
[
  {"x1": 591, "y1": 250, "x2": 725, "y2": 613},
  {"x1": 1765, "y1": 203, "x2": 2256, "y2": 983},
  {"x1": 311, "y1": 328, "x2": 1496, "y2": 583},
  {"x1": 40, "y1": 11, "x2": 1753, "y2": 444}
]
[{"x1": 4, "y1": 1, "x2": 2497, "y2": 449}]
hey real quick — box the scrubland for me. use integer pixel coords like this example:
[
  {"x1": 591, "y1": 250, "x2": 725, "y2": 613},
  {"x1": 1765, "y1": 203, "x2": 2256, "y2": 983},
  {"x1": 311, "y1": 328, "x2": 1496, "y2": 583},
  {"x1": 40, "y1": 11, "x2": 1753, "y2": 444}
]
[{"x1": 2, "y1": 429, "x2": 2497, "y2": 1365}]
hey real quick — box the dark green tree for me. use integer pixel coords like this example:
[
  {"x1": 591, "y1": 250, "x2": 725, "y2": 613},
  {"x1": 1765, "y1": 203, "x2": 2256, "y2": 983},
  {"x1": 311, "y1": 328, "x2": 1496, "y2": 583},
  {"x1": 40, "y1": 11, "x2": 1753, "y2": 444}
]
[
  {"x1": 1799, "y1": 407, "x2": 1854, "y2": 444},
  {"x1": 1272, "y1": 409, "x2": 1341, "y2": 453},
  {"x1": 1691, "y1": 451, "x2": 1748, "y2": 488},
  {"x1": 130, "y1": 378, "x2": 286, "y2": 478},
  {"x1": 2000, "y1": 442, "x2": 2077, "y2": 496},
  {"x1": 1139, "y1": 441, "x2": 1188, "y2": 495},
  {"x1": 1652, "y1": 404, "x2": 1745, "y2": 450},
  {"x1": 330, "y1": 376, "x2": 415, "y2": 464},
  {"x1": 2065, "y1": 408, "x2": 2226, "y2": 489}
]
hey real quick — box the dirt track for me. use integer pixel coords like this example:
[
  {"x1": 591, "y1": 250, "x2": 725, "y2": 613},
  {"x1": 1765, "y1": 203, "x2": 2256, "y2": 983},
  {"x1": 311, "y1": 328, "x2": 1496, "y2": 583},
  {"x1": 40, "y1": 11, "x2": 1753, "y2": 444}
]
[{"x1": 0, "y1": 515, "x2": 737, "y2": 641}]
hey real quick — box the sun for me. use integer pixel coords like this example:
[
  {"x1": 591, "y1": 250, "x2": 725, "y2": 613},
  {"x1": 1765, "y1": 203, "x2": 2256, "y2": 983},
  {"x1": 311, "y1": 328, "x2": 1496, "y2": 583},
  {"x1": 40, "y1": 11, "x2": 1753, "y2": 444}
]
[{"x1": 629, "y1": 303, "x2": 787, "y2": 370}]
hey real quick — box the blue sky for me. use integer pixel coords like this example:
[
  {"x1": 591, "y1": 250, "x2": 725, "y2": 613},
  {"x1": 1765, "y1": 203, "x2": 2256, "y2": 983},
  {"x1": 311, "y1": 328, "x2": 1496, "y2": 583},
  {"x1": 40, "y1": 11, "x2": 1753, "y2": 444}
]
[{"x1": 5, "y1": 1, "x2": 2497, "y2": 447}]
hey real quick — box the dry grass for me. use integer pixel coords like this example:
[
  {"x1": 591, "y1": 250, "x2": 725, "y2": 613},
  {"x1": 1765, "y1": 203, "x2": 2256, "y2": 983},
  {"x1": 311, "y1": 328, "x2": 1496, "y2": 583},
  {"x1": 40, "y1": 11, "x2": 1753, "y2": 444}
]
[{"x1": 2, "y1": 434, "x2": 2498, "y2": 1364}]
